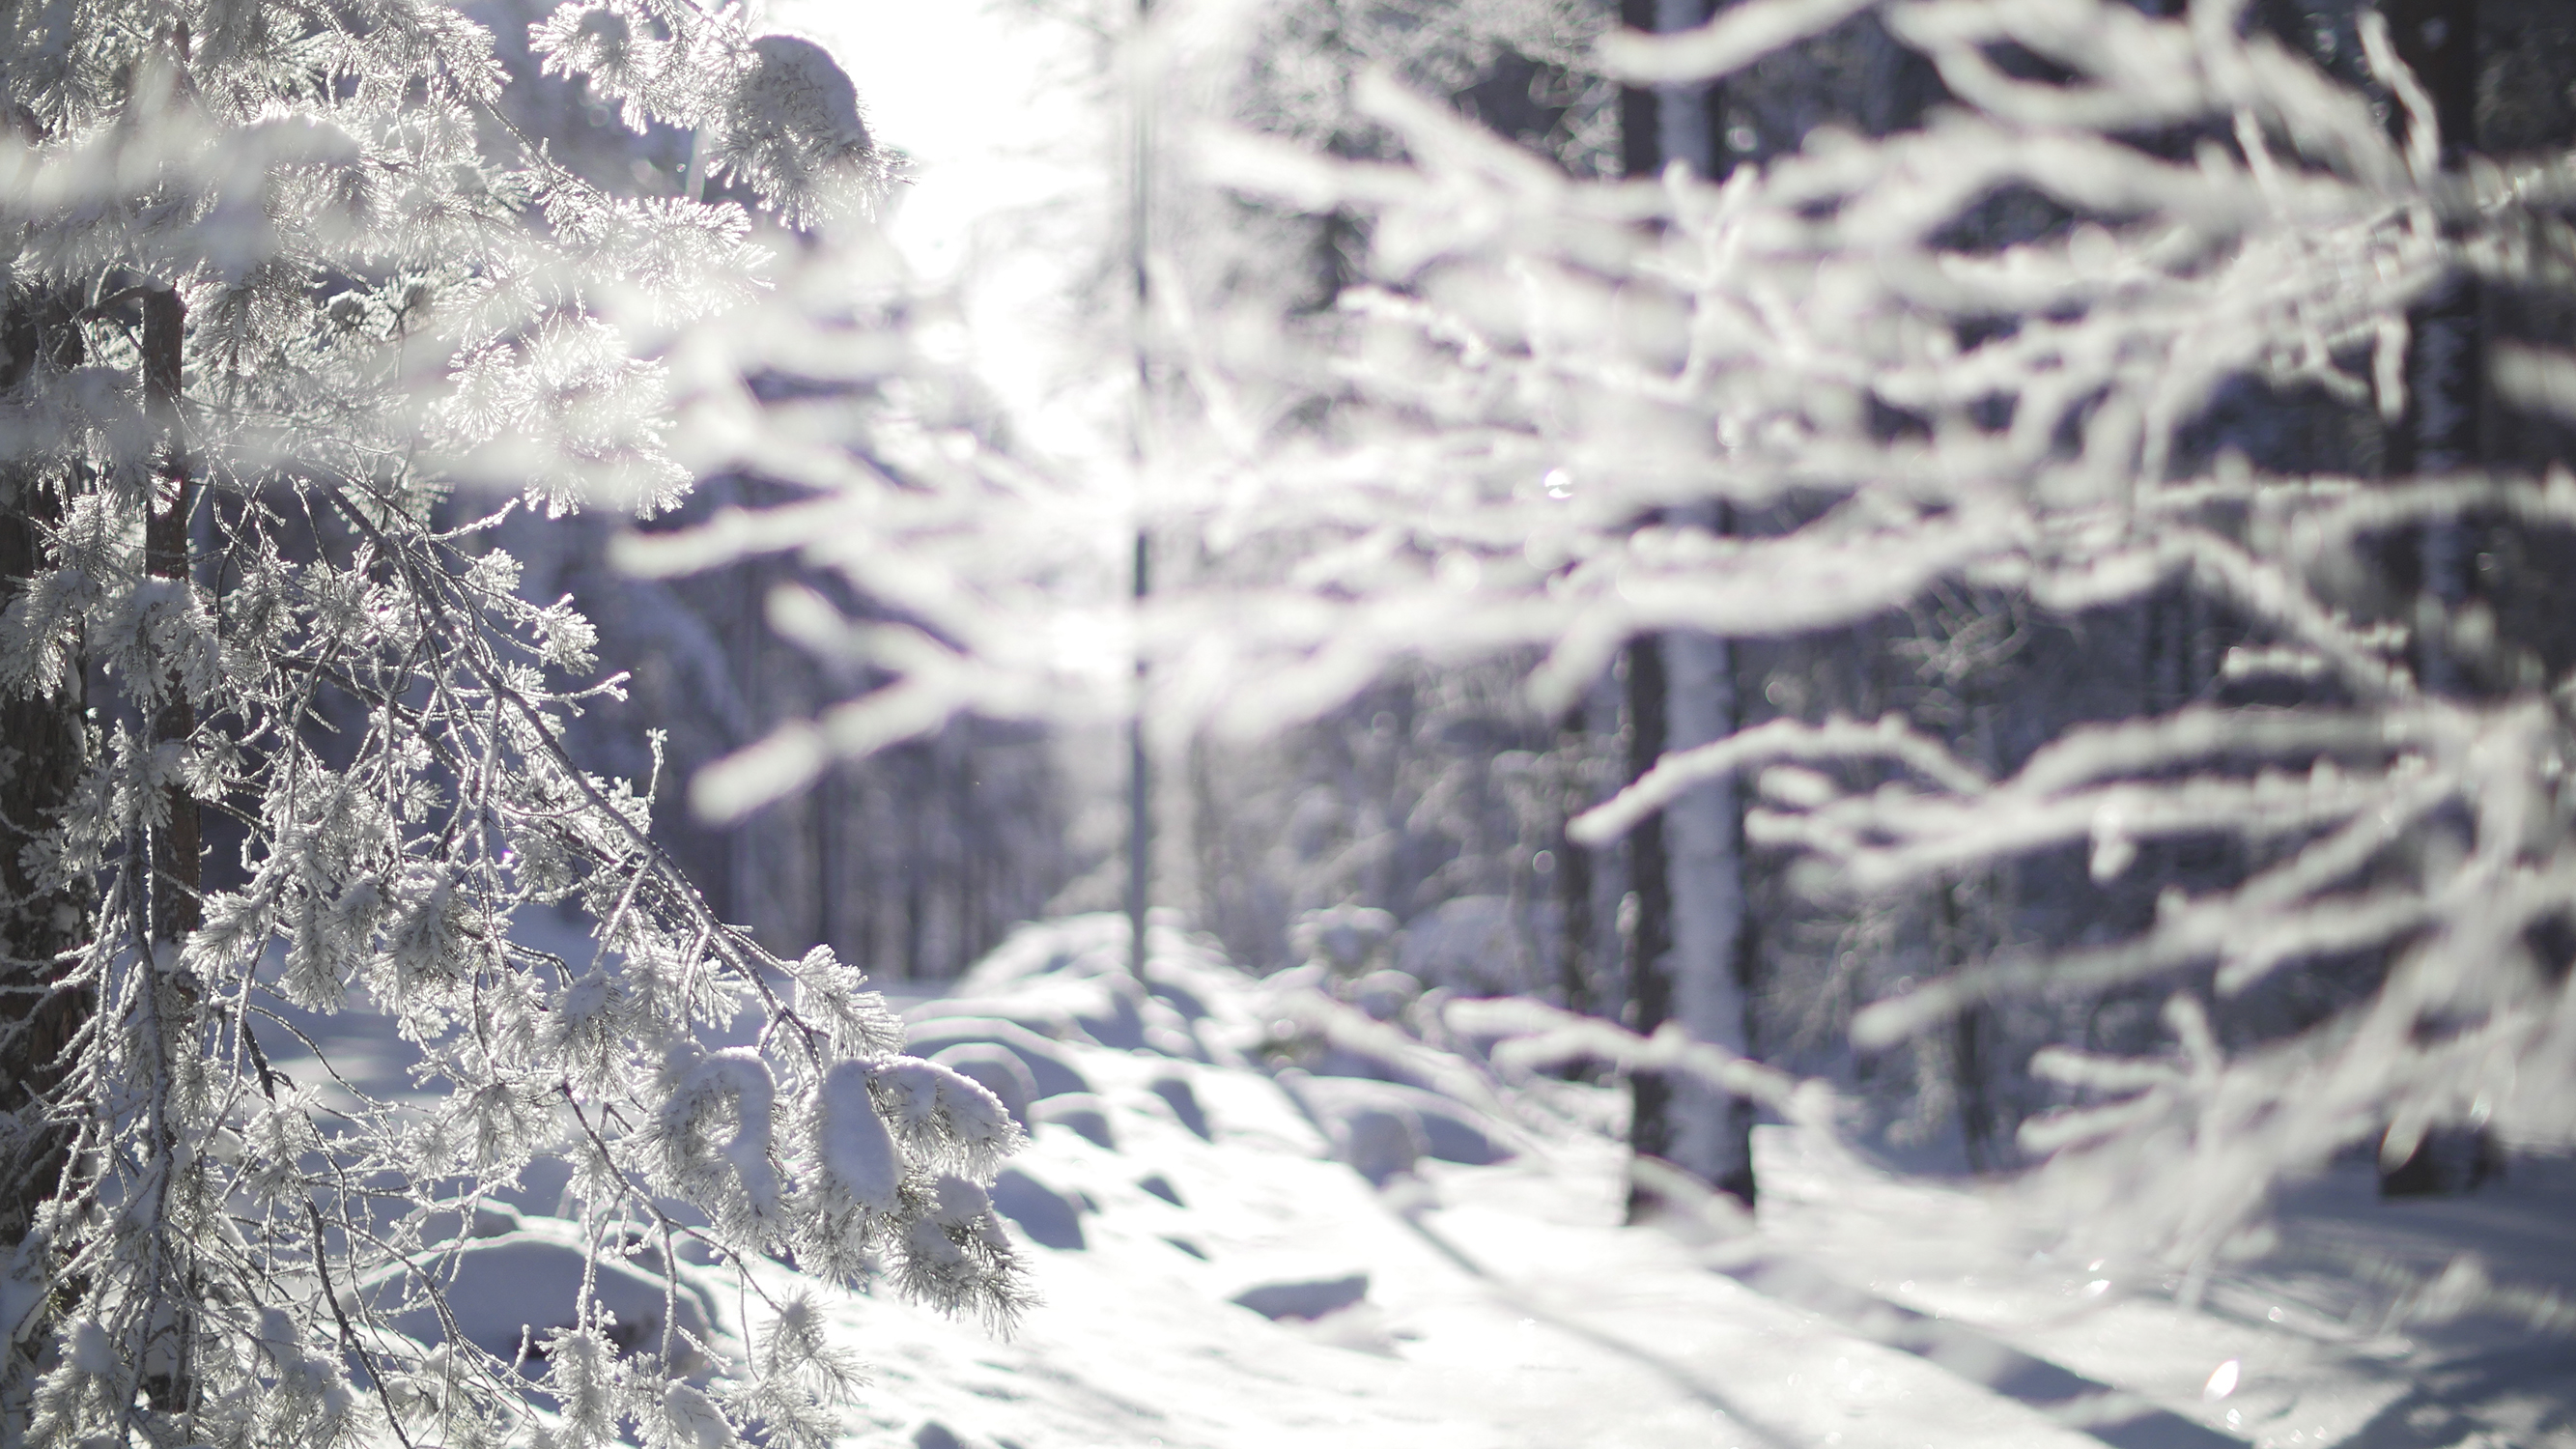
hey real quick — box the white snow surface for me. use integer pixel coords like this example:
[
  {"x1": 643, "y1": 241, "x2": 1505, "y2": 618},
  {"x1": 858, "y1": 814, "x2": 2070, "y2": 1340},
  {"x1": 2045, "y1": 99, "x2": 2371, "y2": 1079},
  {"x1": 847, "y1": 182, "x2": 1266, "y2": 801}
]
[{"x1": 337, "y1": 913, "x2": 2569, "y2": 1448}]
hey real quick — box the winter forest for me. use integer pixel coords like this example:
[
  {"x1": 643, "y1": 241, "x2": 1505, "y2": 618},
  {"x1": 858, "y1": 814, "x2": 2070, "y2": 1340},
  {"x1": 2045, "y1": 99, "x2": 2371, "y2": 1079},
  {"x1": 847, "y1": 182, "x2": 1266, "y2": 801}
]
[{"x1": 0, "y1": 0, "x2": 2569, "y2": 1444}]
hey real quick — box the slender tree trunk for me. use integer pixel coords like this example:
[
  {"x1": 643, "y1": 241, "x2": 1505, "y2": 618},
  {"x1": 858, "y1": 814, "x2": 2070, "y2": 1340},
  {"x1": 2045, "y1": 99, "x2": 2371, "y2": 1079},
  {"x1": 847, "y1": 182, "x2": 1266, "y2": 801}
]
[
  {"x1": 2385, "y1": 0, "x2": 2480, "y2": 695},
  {"x1": 1619, "y1": 0, "x2": 1675, "y2": 1225},
  {"x1": 903, "y1": 844, "x2": 925, "y2": 982},
  {"x1": 2382, "y1": 0, "x2": 2489, "y2": 1196},
  {"x1": 1618, "y1": 0, "x2": 1658, "y2": 181},
  {"x1": 814, "y1": 768, "x2": 836, "y2": 954},
  {"x1": 0, "y1": 291, "x2": 88, "y2": 1253},
  {"x1": 143, "y1": 286, "x2": 199, "y2": 949},
  {"x1": 1621, "y1": 0, "x2": 1732, "y2": 179},
  {"x1": 1620, "y1": 0, "x2": 1759, "y2": 1215},
  {"x1": 1128, "y1": 532, "x2": 1151, "y2": 977},
  {"x1": 1623, "y1": 637, "x2": 1676, "y2": 1221},
  {"x1": 1935, "y1": 871, "x2": 1997, "y2": 1173},
  {"x1": 137, "y1": 280, "x2": 202, "y2": 1416},
  {"x1": 1663, "y1": 626, "x2": 1757, "y2": 1207},
  {"x1": 1554, "y1": 702, "x2": 1595, "y2": 1015}
]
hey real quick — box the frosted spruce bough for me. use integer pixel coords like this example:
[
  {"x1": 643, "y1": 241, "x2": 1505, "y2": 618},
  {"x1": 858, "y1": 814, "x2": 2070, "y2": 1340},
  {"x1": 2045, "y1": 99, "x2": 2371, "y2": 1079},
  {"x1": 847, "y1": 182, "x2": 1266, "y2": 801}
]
[{"x1": 0, "y1": 4, "x2": 1020, "y2": 1447}]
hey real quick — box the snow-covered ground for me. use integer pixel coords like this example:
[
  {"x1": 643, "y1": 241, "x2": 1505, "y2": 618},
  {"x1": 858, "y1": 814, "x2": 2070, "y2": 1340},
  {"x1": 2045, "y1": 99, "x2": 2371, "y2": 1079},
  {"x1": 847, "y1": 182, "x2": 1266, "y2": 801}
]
[{"x1": 447, "y1": 915, "x2": 2556, "y2": 1449}]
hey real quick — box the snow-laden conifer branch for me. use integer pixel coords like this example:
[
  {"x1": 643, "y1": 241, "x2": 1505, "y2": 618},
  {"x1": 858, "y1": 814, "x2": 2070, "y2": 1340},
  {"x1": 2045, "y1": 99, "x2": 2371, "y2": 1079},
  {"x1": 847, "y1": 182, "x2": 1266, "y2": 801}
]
[{"x1": 0, "y1": 5, "x2": 1014, "y2": 1447}]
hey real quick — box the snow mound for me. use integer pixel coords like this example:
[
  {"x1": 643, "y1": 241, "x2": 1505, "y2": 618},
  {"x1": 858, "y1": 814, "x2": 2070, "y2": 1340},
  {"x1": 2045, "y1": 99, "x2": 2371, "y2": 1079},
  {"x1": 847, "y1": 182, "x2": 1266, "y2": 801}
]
[
  {"x1": 989, "y1": 1166, "x2": 1090, "y2": 1251},
  {"x1": 901, "y1": 1016, "x2": 1092, "y2": 1098},
  {"x1": 931, "y1": 1041, "x2": 1040, "y2": 1127},
  {"x1": 356, "y1": 1217, "x2": 722, "y2": 1375},
  {"x1": 1030, "y1": 1092, "x2": 1117, "y2": 1150},
  {"x1": 1284, "y1": 1069, "x2": 1514, "y2": 1170},
  {"x1": 1229, "y1": 1271, "x2": 1371, "y2": 1321},
  {"x1": 406, "y1": 913, "x2": 2565, "y2": 1448},
  {"x1": 1145, "y1": 1072, "x2": 1212, "y2": 1141}
]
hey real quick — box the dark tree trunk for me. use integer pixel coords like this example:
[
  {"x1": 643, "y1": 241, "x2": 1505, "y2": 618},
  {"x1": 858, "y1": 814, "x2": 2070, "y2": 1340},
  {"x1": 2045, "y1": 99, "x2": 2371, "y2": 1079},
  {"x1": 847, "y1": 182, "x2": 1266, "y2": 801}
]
[
  {"x1": 135, "y1": 280, "x2": 200, "y2": 1417},
  {"x1": 1619, "y1": 0, "x2": 1659, "y2": 180},
  {"x1": 1619, "y1": 2, "x2": 1678, "y2": 1223},
  {"x1": 2381, "y1": 0, "x2": 2495, "y2": 1196},
  {"x1": 0, "y1": 291, "x2": 88, "y2": 1251},
  {"x1": 1936, "y1": 871, "x2": 1998, "y2": 1173},
  {"x1": 2385, "y1": 0, "x2": 2482, "y2": 697},
  {"x1": 1554, "y1": 703, "x2": 1595, "y2": 1016},
  {"x1": 1623, "y1": 637, "x2": 1675, "y2": 1222},
  {"x1": 1619, "y1": 0, "x2": 1758, "y2": 1219},
  {"x1": 142, "y1": 286, "x2": 198, "y2": 949}
]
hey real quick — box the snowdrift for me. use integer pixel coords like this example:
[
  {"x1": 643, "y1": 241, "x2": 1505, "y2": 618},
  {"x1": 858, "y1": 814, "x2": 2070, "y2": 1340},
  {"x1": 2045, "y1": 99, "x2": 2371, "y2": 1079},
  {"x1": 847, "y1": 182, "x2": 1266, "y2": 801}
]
[{"x1": 421, "y1": 914, "x2": 2569, "y2": 1448}]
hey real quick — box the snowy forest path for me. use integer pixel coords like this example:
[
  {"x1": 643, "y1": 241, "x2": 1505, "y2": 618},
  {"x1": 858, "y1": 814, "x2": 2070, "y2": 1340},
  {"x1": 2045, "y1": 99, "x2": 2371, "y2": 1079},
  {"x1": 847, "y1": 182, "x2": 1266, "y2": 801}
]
[
  {"x1": 1396, "y1": 1138, "x2": 2231, "y2": 1449},
  {"x1": 678, "y1": 891, "x2": 2559, "y2": 1449},
  {"x1": 790, "y1": 1033, "x2": 2432, "y2": 1449},
  {"x1": 1738, "y1": 1132, "x2": 2565, "y2": 1449},
  {"x1": 797, "y1": 1099, "x2": 2241, "y2": 1449},
  {"x1": 1390, "y1": 1122, "x2": 2562, "y2": 1449}
]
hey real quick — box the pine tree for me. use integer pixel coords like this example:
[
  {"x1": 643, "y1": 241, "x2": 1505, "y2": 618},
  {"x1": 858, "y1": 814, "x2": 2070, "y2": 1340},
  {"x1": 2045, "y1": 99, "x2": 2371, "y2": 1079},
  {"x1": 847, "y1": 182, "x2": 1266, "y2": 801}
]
[{"x1": 0, "y1": 5, "x2": 1024, "y2": 1445}]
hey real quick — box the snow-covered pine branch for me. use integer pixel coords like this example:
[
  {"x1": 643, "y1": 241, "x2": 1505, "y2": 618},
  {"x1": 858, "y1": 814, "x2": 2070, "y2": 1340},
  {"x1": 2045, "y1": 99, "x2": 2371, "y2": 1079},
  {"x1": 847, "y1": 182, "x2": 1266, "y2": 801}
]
[{"x1": 0, "y1": 5, "x2": 1019, "y2": 1446}]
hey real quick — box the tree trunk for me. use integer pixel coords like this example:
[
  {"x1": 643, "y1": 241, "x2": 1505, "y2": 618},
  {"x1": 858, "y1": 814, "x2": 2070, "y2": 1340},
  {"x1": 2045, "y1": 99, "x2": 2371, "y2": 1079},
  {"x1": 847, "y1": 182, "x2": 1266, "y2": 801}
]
[
  {"x1": 1622, "y1": 636, "x2": 1676, "y2": 1221},
  {"x1": 1620, "y1": 0, "x2": 1758, "y2": 1216},
  {"x1": 1554, "y1": 702, "x2": 1595, "y2": 1016},
  {"x1": 143, "y1": 286, "x2": 198, "y2": 948},
  {"x1": 2381, "y1": 0, "x2": 2491, "y2": 1196},
  {"x1": 2380, "y1": 0, "x2": 2478, "y2": 692},
  {"x1": 1128, "y1": 531, "x2": 1150, "y2": 976},
  {"x1": 1936, "y1": 871, "x2": 1999, "y2": 1173},
  {"x1": 1663, "y1": 628, "x2": 1757, "y2": 1207},
  {"x1": 0, "y1": 290, "x2": 88, "y2": 1252}
]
